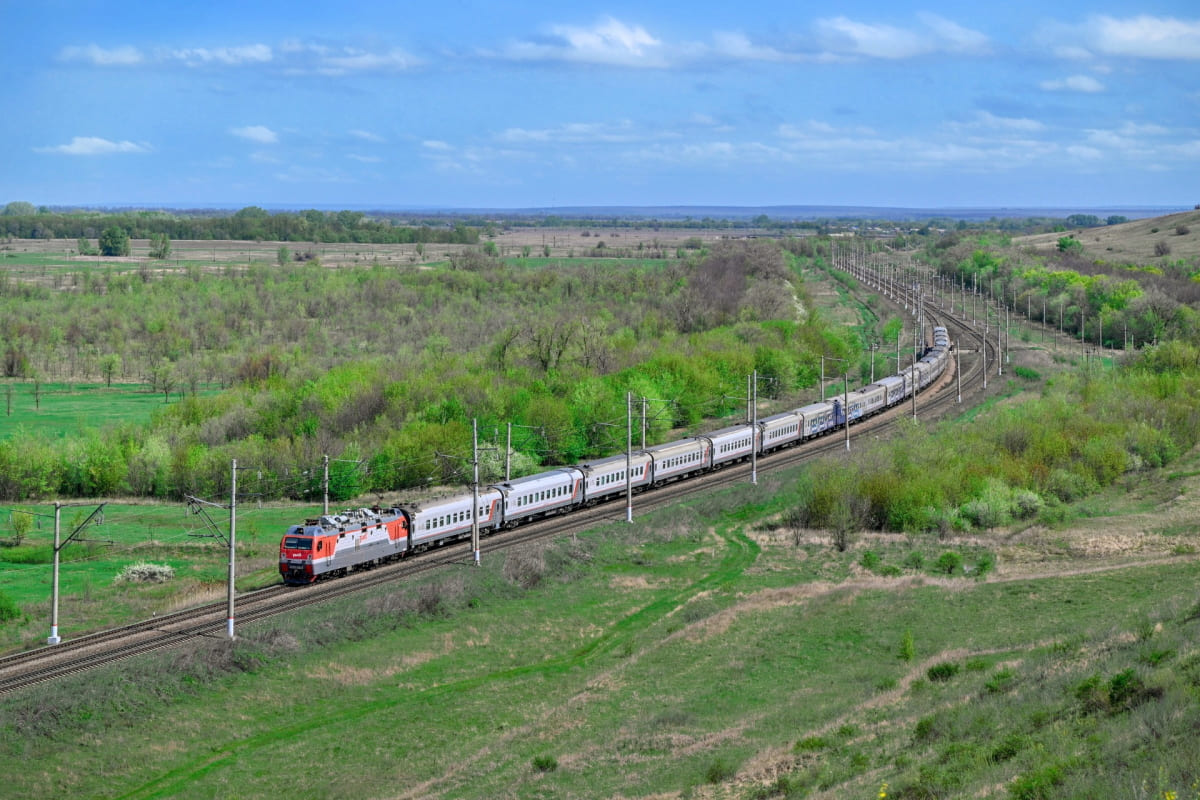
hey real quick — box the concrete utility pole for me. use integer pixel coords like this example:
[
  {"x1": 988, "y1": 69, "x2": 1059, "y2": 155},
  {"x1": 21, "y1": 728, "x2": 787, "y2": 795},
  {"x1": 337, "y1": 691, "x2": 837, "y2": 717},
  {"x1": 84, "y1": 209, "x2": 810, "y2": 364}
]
[
  {"x1": 750, "y1": 372, "x2": 758, "y2": 485},
  {"x1": 48, "y1": 502, "x2": 108, "y2": 645},
  {"x1": 322, "y1": 455, "x2": 330, "y2": 515},
  {"x1": 911, "y1": 363, "x2": 918, "y2": 420},
  {"x1": 956, "y1": 341, "x2": 962, "y2": 403},
  {"x1": 228, "y1": 459, "x2": 237, "y2": 640},
  {"x1": 626, "y1": 392, "x2": 634, "y2": 523},
  {"x1": 844, "y1": 375, "x2": 851, "y2": 451},
  {"x1": 184, "y1": 460, "x2": 241, "y2": 640},
  {"x1": 472, "y1": 419, "x2": 481, "y2": 566}
]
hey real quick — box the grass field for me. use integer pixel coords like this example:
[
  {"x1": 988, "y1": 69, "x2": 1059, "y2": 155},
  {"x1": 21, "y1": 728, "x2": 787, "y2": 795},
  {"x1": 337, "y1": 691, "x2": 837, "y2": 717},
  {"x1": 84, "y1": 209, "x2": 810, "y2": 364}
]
[
  {"x1": 0, "y1": 382, "x2": 177, "y2": 440},
  {"x1": 1, "y1": 456, "x2": 1198, "y2": 799},
  {"x1": 0, "y1": 502, "x2": 321, "y2": 649}
]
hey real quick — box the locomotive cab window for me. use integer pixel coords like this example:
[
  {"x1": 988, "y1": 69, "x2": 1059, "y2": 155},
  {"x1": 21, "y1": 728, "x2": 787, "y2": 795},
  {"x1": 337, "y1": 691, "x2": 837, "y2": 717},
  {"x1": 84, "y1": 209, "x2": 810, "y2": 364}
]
[{"x1": 284, "y1": 536, "x2": 313, "y2": 550}]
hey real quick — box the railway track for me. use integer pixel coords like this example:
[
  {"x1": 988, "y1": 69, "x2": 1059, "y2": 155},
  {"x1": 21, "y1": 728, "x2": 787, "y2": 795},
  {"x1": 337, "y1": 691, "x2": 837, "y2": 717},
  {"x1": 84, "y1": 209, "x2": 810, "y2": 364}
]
[{"x1": 0, "y1": 267, "x2": 1001, "y2": 696}]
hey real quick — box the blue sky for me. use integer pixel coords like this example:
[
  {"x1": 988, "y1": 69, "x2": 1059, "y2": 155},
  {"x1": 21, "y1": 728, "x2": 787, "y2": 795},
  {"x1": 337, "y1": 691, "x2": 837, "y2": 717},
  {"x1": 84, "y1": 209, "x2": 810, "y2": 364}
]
[{"x1": 2, "y1": 1, "x2": 1198, "y2": 210}]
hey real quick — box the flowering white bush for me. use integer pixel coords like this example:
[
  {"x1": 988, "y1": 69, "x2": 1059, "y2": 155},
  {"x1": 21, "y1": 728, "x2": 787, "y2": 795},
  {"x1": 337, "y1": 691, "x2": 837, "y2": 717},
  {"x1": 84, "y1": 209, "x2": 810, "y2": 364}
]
[{"x1": 114, "y1": 562, "x2": 175, "y2": 584}]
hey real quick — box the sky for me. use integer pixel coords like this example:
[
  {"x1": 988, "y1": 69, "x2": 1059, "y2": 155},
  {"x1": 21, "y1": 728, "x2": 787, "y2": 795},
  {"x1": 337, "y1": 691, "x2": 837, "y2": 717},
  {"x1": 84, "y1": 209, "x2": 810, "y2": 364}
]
[{"x1": 1, "y1": 1, "x2": 1198, "y2": 211}]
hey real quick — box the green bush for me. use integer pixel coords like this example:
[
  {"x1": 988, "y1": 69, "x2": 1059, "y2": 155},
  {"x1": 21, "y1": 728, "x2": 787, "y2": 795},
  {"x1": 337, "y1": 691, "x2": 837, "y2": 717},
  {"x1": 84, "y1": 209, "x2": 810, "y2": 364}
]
[
  {"x1": 795, "y1": 735, "x2": 828, "y2": 751},
  {"x1": 898, "y1": 629, "x2": 915, "y2": 661},
  {"x1": 927, "y1": 661, "x2": 961, "y2": 682},
  {"x1": 859, "y1": 550, "x2": 882, "y2": 571},
  {"x1": 913, "y1": 715, "x2": 939, "y2": 741},
  {"x1": 704, "y1": 757, "x2": 737, "y2": 784},
  {"x1": 934, "y1": 551, "x2": 963, "y2": 575},
  {"x1": 903, "y1": 551, "x2": 926, "y2": 570},
  {"x1": 988, "y1": 731, "x2": 1028, "y2": 763},
  {"x1": 531, "y1": 754, "x2": 558, "y2": 772},
  {"x1": 1009, "y1": 763, "x2": 1066, "y2": 800},
  {"x1": 0, "y1": 590, "x2": 20, "y2": 623},
  {"x1": 985, "y1": 668, "x2": 1017, "y2": 694}
]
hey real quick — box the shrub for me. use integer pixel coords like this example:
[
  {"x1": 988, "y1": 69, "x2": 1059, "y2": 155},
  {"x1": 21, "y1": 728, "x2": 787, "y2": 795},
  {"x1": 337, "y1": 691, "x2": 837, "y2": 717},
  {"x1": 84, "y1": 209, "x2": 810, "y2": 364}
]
[
  {"x1": 1011, "y1": 490, "x2": 1044, "y2": 519},
  {"x1": 1009, "y1": 763, "x2": 1065, "y2": 799},
  {"x1": 0, "y1": 590, "x2": 20, "y2": 623},
  {"x1": 903, "y1": 551, "x2": 926, "y2": 570},
  {"x1": 531, "y1": 755, "x2": 558, "y2": 772},
  {"x1": 1176, "y1": 224, "x2": 1190, "y2": 236},
  {"x1": 114, "y1": 562, "x2": 175, "y2": 584},
  {"x1": 985, "y1": 668, "x2": 1017, "y2": 694},
  {"x1": 989, "y1": 731, "x2": 1028, "y2": 763},
  {"x1": 1046, "y1": 468, "x2": 1098, "y2": 502},
  {"x1": 859, "y1": 550, "x2": 882, "y2": 571},
  {"x1": 898, "y1": 629, "x2": 915, "y2": 661},
  {"x1": 1013, "y1": 366, "x2": 1041, "y2": 380},
  {"x1": 705, "y1": 758, "x2": 737, "y2": 784},
  {"x1": 927, "y1": 661, "x2": 961, "y2": 682},
  {"x1": 913, "y1": 715, "x2": 939, "y2": 741},
  {"x1": 934, "y1": 551, "x2": 963, "y2": 575},
  {"x1": 974, "y1": 551, "x2": 996, "y2": 579},
  {"x1": 1155, "y1": 240, "x2": 1172, "y2": 257},
  {"x1": 795, "y1": 735, "x2": 828, "y2": 751}
]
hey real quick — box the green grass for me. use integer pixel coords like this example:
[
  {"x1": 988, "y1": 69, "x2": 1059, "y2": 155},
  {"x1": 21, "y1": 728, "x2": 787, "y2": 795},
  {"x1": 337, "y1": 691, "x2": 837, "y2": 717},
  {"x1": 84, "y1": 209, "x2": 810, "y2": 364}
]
[
  {"x1": 1, "y1": 466, "x2": 1198, "y2": 799},
  {"x1": 0, "y1": 502, "x2": 320, "y2": 648},
  {"x1": 0, "y1": 382, "x2": 183, "y2": 439}
]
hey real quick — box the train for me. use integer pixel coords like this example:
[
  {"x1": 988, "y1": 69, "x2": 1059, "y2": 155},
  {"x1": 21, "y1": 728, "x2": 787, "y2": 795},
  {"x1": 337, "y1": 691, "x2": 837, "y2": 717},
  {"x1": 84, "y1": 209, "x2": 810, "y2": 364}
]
[{"x1": 279, "y1": 327, "x2": 952, "y2": 584}]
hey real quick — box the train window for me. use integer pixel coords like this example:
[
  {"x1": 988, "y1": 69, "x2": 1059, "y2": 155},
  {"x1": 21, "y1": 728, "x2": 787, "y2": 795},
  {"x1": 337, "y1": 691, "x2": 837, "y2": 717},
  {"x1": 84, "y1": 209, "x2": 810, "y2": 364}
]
[{"x1": 284, "y1": 536, "x2": 312, "y2": 550}]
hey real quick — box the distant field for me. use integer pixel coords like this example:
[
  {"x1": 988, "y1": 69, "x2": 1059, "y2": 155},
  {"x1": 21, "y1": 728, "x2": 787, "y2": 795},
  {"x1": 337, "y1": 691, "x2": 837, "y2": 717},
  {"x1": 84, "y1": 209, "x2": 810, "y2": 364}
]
[
  {"x1": 0, "y1": 382, "x2": 183, "y2": 439},
  {"x1": 0, "y1": 225, "x2": 734, "y2": 276}
]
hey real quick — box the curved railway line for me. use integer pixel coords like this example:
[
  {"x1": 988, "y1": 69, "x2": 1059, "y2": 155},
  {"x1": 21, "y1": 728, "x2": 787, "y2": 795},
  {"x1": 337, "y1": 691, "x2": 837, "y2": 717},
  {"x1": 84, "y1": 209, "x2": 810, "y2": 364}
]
[{"x1": 0, "y1": 265, "x2": 1002, "y2": 696}]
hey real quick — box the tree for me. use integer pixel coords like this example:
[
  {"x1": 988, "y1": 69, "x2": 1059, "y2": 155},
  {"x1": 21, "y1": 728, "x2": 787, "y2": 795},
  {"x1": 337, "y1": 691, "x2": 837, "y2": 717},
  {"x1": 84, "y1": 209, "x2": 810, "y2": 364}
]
[
  {"x1": 99, "y1": 353, "x2": 121, "y2": 387},
  {"x1": 99, "y1": 226, "x2": 131, "y2": 256},
  {"x1": 149, "y1": 233, "x2": 171, "y2": 260},
  {"x1": 277, "y1": 245, "x2": 290, "y2": 266},
  {"x1": 77, "y1": 237, "x2": 98, "y2": 256},
  {"x1": 9, "y1": 509, "x2": 32, "y2": 546},
  {"x1": 2, "y1": 201, "x2": 35, "y2": 216}
]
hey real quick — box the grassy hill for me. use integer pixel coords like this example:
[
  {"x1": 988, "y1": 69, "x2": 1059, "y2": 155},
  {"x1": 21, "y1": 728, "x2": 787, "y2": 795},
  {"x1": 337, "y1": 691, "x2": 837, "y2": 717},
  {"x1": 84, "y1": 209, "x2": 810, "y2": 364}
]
[{"x1": 1017, "y1": 209, "x2": 1200, "y2": 264}]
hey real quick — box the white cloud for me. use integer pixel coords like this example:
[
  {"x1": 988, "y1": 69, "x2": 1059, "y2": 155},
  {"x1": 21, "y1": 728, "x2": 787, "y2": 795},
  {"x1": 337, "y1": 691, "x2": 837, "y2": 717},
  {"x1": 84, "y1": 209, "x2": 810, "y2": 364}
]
[
  {"x1": 814, "y1": 14, "x2": 989, "y2": 60},
  {"x1": 349, "y1": 129, "x2": 385, "y2": 143},
  {"x1": 318, "y1": 48, "x2": 417, "y2": 74},
  {"x1": 1040, "y1": 75, "x2": 1105, "y2": 93},
  {"x1": 34, "y1": 136, "x2": 149, "y2": 155},
  {"x1": 422, "y1": 140, "x2": 453, "y2": 151},
  {"x1": 1040, "y1": 15, "x2": 1200, "y2": 61},
  {"x1": 347, "y1": 154, "x2": 382, "y2": 163},
  {"x1": 708, "y1": 32, "x2": 801, "y2": 63},
  {"x1": 915, "y1": 13, "x2": 992, "y2": 55},
  {"x1": 815, "y1": 17, "x2": 927, "y2": 59},
  {"x1": 973, "y1": 111, "x2": 1045, "y2": 132},
  {"x1": 1091, "y1": 15, "x2": 1200, "y2": 60},
  {"x1": 163, "y1": 44, "x2": 272, "y2": 66},
  {"x1": 58, "y1": 44, "x2": 143, "y2": 66},
  {"x1": 499, "y1": 17, "x2": 667, "y2": 67},
  {"x1": 498, "y1": 121, "x2": 654, "y2": 144},
  {"x1": 231, "y1": 125, "x2": 278, "y2": 144},
  {"x1": 1066, "y1": 145, "x2": 1105, "y2": 160}
]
